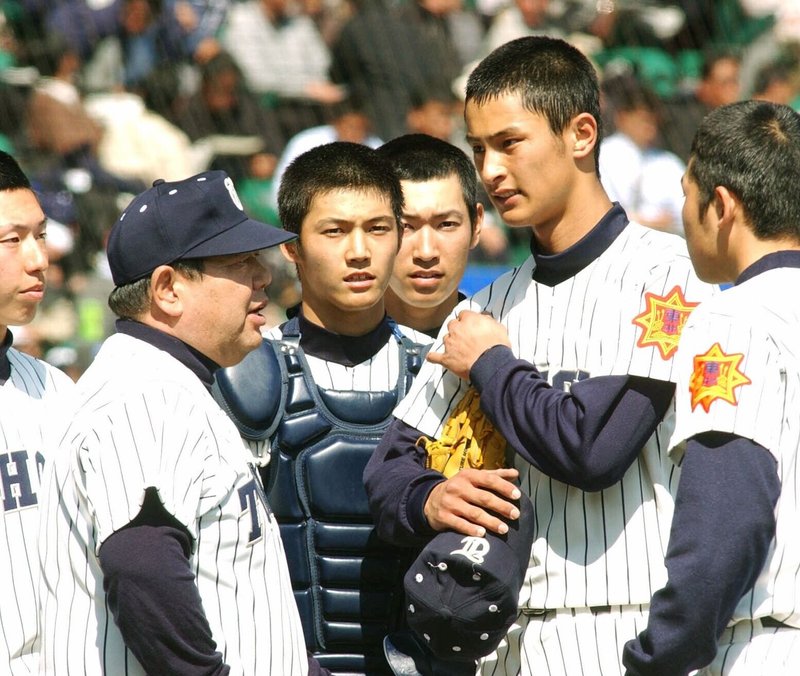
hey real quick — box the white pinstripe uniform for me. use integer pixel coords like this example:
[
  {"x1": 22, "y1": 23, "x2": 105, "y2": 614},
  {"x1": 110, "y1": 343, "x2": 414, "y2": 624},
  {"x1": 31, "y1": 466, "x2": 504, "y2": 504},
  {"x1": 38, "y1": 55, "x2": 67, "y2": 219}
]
[
  {"x1": 37, "y1": 333, "x2": 308, "y2": 675},
  {"x1": 1, "y1": 345, "x2": 72, "y2": 675},
  {"x1": 393, "y1": 222, "x2": 717, "y2": 675},
  {"x1": 669, "y1": 267, "x2": 800, "y2": 676}
]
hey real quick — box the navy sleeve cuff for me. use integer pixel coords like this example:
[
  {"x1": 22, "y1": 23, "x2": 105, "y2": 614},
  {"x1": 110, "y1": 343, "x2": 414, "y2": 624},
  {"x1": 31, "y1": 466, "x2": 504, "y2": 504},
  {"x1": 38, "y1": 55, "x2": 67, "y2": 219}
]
[{"x1": 470, "y1": 345, "x2": 518, "y2": 392}]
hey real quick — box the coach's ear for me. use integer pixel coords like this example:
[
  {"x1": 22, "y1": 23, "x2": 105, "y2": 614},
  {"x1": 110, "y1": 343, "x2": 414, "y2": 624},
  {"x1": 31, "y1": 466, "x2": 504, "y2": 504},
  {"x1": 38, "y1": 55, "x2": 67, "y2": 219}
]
[
  {"x1": 280, "y1": 240, "x2": 299, "y2": 264},
  {"x1": 149, "y1": 265, "x2": 183, "y2": 318}
]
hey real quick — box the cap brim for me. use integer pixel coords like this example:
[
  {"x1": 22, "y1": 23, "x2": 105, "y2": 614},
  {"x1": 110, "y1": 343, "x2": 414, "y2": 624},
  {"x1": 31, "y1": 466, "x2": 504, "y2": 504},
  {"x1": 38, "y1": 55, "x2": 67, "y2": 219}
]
[{"x1": 181, "y1": 217, "x2": 295, "y2": 259}]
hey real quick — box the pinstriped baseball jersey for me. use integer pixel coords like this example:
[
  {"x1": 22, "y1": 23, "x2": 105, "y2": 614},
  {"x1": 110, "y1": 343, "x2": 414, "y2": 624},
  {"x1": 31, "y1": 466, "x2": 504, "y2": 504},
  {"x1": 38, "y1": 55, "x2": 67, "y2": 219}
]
[
  {"x1": 395, "y1": 221, "x2": 717, "y2": 610},
  {"x1": 1, "y1": 346, "x2": 72, "y2": 675},
  {"x1": 669, "y1": 266, "x2": 800, "y2": 628},
  {"x1": 37, "y1": 333, "x2": 307, "y2": 675}
]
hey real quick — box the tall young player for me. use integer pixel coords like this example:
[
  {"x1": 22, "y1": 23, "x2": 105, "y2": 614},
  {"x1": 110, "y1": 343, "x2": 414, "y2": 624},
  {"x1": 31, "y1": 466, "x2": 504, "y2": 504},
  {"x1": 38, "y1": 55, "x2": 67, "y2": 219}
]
[
  {"x1": 365, "y1": 36, "x2": 717, "y2": 674},
  {"x1": 0, "y1": 152, "x2": 73, "y2": 675},
  {"x1": 624, "y1": 101, "x2": 800, "y2": 675},
  {"x1": 378, "y1": 133, "x2": 483, "y2": 340}
]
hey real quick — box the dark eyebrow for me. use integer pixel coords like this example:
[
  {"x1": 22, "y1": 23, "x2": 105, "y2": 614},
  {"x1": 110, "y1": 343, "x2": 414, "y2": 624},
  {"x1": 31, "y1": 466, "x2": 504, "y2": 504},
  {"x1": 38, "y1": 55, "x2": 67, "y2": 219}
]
[{"x1": 466, "y1": 126, "x2": 524, "y2": 145}]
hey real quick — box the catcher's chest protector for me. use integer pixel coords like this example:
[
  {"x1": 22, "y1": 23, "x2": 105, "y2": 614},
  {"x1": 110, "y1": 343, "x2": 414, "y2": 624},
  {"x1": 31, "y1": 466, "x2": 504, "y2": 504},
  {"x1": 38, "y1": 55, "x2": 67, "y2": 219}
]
[{"x1": 214, "y1": 317, "x2": 425, "y2": 675}]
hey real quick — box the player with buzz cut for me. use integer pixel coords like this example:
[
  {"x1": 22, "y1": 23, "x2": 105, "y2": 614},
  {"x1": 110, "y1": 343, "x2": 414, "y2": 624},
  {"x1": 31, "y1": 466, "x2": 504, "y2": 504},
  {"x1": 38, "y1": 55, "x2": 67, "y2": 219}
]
[
  {"x1": 364, "y1": 35, "x2": 719, "y2": 675},
  {"x1": 37, "y1": 170, "x2": 324, "y2": 675},
  {"x1": 623, "y1": 101, "x2": 800, "y2": 675},
  {"x1": 0, "y1": 151, "x2": 74, "y2": 675},
  {"x1": 377, "y1": 133, "x2": 483, "y2": 341},
  {"x1": 214, "y1": 141, "x2": 435, "y2": 675}
]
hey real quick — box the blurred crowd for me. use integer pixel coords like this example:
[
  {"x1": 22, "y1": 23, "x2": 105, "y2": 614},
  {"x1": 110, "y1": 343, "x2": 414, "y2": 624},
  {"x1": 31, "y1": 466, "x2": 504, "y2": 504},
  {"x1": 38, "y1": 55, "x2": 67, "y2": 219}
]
[{"x1": 0, "y1": 0, "x2": 796, "y2": 377}]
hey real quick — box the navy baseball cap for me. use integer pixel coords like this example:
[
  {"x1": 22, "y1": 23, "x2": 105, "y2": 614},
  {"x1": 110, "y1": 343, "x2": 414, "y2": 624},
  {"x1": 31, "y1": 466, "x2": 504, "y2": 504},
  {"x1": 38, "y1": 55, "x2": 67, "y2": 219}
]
[
  {"x1": 107, "y1": 171, "x2": 296, "y2": 286},
  {"x1": 403, "y1": 493, "x2": 534, "y2": 663}
]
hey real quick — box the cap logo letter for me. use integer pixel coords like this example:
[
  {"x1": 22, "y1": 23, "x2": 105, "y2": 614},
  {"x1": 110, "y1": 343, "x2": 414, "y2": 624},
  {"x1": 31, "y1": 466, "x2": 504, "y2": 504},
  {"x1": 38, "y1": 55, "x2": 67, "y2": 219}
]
[
  {"x1": 450, "y1": 536, "x2": 490, "y2": 564},
  {"x1": 224, "y1": 176, "x2": 244, "y2": 211}
]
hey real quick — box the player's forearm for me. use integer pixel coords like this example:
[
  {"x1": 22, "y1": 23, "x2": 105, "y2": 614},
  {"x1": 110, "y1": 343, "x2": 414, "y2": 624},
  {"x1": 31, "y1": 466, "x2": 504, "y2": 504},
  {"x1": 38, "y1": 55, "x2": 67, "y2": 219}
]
[
  {"x1": 470, "y1": 345, "x2": 674, "y2": 490},
  {"x1": 99, "y1": 495, "x2": 229, "y2": 675},
  {"x1": 365, "y1": 417, "x2": 444, "y2": 546},
  {"x1": 622, "y1": 433, "x2": 779, "y2": 675}
]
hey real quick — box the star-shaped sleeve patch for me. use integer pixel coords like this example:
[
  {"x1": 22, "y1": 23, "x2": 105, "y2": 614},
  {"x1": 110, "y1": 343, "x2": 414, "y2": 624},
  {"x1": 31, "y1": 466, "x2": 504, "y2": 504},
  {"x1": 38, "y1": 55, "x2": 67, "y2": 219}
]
[
  {"x1": 632, "y1": 285, "x2": 699, "y2": 360},
  {"x1": 689, "y1": 343, "x2": 752, "y2": 412}
]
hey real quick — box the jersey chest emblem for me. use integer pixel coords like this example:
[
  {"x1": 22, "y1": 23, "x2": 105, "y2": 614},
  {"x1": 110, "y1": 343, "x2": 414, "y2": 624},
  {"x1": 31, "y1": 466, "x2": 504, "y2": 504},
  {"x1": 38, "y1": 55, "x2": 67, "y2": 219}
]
[
  {"x1": 632, "y1": 285, "x2": 698, "y2": 359},
  {"x1": 689, "y1": 343, "x2": 751, "y2": 412}
]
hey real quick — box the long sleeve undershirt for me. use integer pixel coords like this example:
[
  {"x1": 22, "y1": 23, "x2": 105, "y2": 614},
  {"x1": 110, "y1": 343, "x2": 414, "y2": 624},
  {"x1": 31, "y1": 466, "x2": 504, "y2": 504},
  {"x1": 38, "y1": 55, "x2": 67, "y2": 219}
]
[
  {"x1": 365, "y1": 344, "x2": 674, "y2": 546},
  {"x1": 622, "y1": 432, "x2": 779, "y2": 675}
]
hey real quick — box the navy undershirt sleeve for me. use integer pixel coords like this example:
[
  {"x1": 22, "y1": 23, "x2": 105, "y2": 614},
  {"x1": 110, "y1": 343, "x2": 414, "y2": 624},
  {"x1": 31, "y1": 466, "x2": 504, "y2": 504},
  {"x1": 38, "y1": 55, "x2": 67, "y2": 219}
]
[
  {"x1": 364, "y1": 418, "x2": 444, "y2": 546},
  {"x1": 470, "y1": 345, "x2": 676, "y2": 491},
  {"x1": 99, "y1": 487, "x2": 229, "y2": 675},
  {"x1": 622, "y1": 432, "x2": 779, "y2": 675}
]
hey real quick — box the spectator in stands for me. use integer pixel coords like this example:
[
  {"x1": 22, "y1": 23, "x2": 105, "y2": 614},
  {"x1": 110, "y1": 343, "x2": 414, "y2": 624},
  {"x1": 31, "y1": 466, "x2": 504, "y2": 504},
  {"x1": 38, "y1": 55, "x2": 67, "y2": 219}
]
[
  {"x1": 398, "y1": 0, "x2": 484, "y2": 73},
  {"x1": 24, "y1": 34, "x2": 144, "y2": 195},
  {"x1": 221, "y1": 0, "x2": 343, "y2": 139},
  {"x1": 483, "y1": 0, "x2": 568, "y2": 54},
  {"x1": 177, "y1": 50, "x2": 285, "y2": 182},
  {"x1": 661, "y1": 50, "x2": 741, "y2": 161},
  {"x1": 405, "y1": 84, "x2": 459, "y2": 143},
  {"x1": 269, "y1": 94, "x2": 382, "y2": 213},
  {"x1": 751, "y1": 58, "x2": 799, "y2": 106},
  {"x1": 330, "y1": 0, "x2": 463, "y2": 140},
  {"x1": 167, "y1": 0, "x2": 227, "y2": 64},
  {"x1": 600, "y1": 73, "x2": 685, "y2": 235}
]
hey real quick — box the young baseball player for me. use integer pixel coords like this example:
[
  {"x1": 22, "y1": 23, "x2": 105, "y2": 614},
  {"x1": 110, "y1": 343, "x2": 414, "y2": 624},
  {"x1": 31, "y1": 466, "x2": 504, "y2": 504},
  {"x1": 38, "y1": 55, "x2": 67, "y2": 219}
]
[
  {"x1": 37, "y1": 171, "x2": 324, "y2": 675},
  {"x1": 214, "y1": 141, "x2": 432, "y2": 674},
  {"x1": 623, "y1": 101, "x2": 800, "y2": 675},
  {"x1": 378, "y1": 133, "x2": 483, "y2": 340},
  {"x1": 364, "y1": 36, "x2": 718, "y2": 675},
  {"x1": 0, "y1": 152, "x2": 74, "y2": 675}
]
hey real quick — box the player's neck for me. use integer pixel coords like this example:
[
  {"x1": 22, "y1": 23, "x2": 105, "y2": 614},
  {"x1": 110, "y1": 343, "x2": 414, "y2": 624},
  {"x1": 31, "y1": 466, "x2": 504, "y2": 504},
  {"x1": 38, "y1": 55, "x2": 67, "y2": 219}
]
[
  {"x1": 383, "y1": 288, "x2": 458, "y2": 337},
  {"x1": 531, "y1": 184, "x2": 613, "y2": 254},
  {"x1": 300, "y1": 299, "x2": 386, "y2": 337}
]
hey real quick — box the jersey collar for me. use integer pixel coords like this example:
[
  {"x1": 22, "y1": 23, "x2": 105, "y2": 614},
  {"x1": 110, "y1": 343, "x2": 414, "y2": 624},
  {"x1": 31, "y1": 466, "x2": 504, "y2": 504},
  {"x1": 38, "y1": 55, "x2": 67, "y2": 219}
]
[
  {"x1": 115, "y1": 319, "x2": 220, "y2": 390},
  {"x1": 735, "y1": 250, "x2": 800, "y2": 286},
  {"x1": 0, "y1": 329, "x2": 12, "y2": 385},
  {"x1": 530, "y1": 203, "x2": 628, "y2": 286},
  {"x1": 290, "y1": 310, "x2": 394, "y2": 367}
]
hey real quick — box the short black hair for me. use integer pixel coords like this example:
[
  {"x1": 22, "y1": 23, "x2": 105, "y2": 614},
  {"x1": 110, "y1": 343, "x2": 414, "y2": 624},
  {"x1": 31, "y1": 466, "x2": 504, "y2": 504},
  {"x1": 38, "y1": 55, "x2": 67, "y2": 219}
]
[
  {"x1": 378, "y1": 133, "x2": 479, "y2": 228},
  {"x1": 277, "y1": 142, "x2": 403, "y2": 236},
  {"x1": 689, "y1": 100, "x2": 800, "y2": 241},
  {"x1": 466, "y1": 36, "x2": 603, "y2": 173},
  {"x1": 0, "y1": 151, "x2": 31, "y2": 191}
]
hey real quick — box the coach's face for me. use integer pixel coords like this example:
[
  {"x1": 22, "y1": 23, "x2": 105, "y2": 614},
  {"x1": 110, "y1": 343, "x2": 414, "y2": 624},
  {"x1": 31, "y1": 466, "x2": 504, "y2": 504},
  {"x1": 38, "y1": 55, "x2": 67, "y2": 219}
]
[
  {"x1": 178, "y1": 251, "x2": 272, "y2": 367},
  {"x1": 466, "y1": 93, "x2": 575, "y2": 232},
  {"x1": 282, "y1": 188, "x2": 399, "y2": 336},
  {"x1": 0, "y1": 188, "x2": 48, "y2": 334}
]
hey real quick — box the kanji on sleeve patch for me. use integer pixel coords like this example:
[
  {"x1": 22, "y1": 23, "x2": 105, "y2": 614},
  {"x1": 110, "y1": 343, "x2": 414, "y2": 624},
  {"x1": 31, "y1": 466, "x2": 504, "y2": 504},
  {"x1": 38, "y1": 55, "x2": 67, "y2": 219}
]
[
  {"x1": 689, "y1": 343, "x2": 751, "y2": 412},
  {"x1": 632, "y1": 285, "x2": 699, "y2": 359}
]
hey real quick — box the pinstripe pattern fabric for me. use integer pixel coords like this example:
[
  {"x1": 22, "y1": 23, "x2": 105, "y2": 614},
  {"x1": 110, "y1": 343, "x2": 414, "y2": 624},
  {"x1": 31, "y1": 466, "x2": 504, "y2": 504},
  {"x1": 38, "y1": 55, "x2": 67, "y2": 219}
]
[
  {"x1": 670, "y1": 267, "x2": 800, "y2": 641},
  {"x1": 0, "y1": 347, "x2": 73, "y2": 675},
  {"x1": 263, "y1": 323, "x2": 430, "y2": 391},
  {"x1": 394, "y1": 223, "x2": 718, "y2": 674},
  {"x1": 37, "y1": 334, "x2": 307, "y2": 675},
  {"x1": 700, "y1": 620, "x2": 800, "y2": 675},
  {"x1": 484, "y1": 606, "x2": 649, "y2": 676}
]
